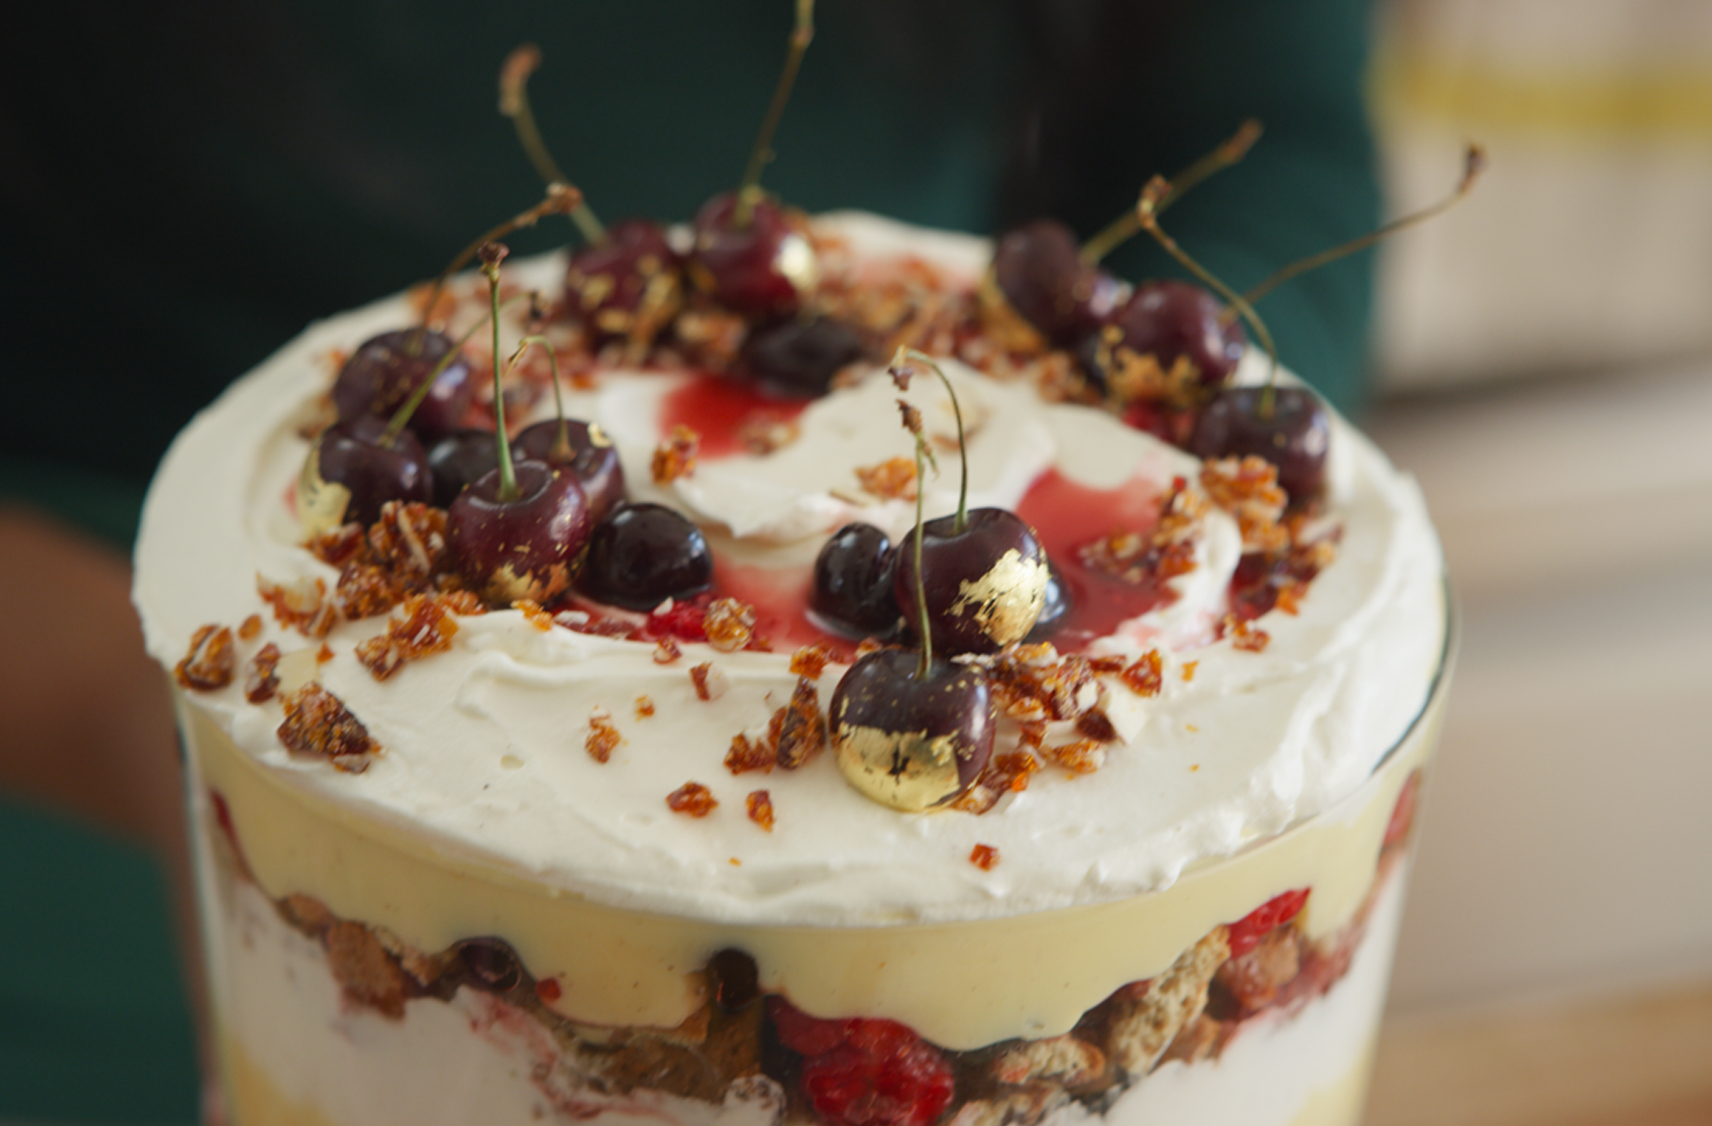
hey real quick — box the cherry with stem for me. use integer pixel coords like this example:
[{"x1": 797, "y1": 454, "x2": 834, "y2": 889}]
[
  {"x1": 510, "y1": 331, "x2": 626, "y2": 520},
  {"x1": 498, "y1": 44, "x2": 605, "y2": 245},
  {"x1": 887, "y1": 348, "x2": 1049, "y2": 655},
  {"x1": 827, "y1": 370, "x2": 995, "y2": 812},
  {"x1": 687, "y1": 0, "x2": 821, "y2": 319},
  {"x1": 446, "y1": 243, "x2": 592, "y2": 605}
]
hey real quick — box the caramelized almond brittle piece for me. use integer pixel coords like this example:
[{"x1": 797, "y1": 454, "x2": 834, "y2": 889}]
[
  {"x1": 724, "y1": 733, "x2": 774, "y2": 775},
  {"x1": 1201, "y1": 456, "x2": 1288, "y2": 554},
  {"x1": 175, "y1": 624, "x2": 236, "y2": 691},
  {"x1": 746, "y1": 790, "x2": 775, "y2": 832},
  {"x1": 969, "y1": 843, "x2": 999, "y2": 870},
  {"x1": 277, "y1": 682, "x2": 380, "y2": 772},
  {"x1": 586, "y1": 709, "x2": 623, "y2": 764},
  {"x1": 244, "y1": 642, "x2": 282, "y2": 704},
  {"x1": 666, "y1": 781, "x2": 717, "y2": 818},
  {"x1": 238, "y1": 614, "x2": 263, "y2": 641},
  {"x1": 701, "y1": 598, "x2": 757, "y2": 653},
  {"x1": 788, "y1": 642, "x2": 832, "y2": 680},
  {"x1": 772, "y1": 677, "x2": 826, "y2": 769},
  {"x1": 1118, "y1": 651, "x2": 1163, "y2": 697},
  {"x1": 258, "y1": 576, "x2": 337, "y2": 638},
  {"x1": 854, "y1": 455, "x2": 918, "y2": 501},
  {"x1": 354, "y1": 593, "x2": 467, "y2": 680},
  {"x1": 1042, "y1": 738, "x2": 1105, "y2": 774},
  {"x1": 652, "y1": 424, "x2": 700, "y2": 484}
]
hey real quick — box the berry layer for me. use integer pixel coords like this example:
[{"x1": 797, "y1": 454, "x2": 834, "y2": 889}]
[
  {"x1": 192, "y1": 730, "x2": 1424, "y2": 1126},
  {"x1": 180, "y1": 678, "x2": 1441, "y2": 1052}
]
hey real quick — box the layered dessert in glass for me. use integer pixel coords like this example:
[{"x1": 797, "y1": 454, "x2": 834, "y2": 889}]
[{"x1": 135, "y1": 212, "x2": 1449, "y2": 1126}]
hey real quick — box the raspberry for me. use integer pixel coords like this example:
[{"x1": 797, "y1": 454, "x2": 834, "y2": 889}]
[
  {"x1": 1383, "y1": 771, "x2": 1421, "y2": 851},
  {"x1": 1227, "y1": 888, "x2": 1309, "y2": 959},
  {"x1": 769, "y1": 1000, "x2": 956, "y2": 1126}
]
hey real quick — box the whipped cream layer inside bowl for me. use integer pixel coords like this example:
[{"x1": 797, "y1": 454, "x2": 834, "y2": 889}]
[{"x1": 135, "y1": 213, "x2": 1446, "y2": 937}]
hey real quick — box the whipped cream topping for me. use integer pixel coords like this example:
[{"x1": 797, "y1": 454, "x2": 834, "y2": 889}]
[{"x1": 136, "y1": 214, "x2": 1445, "y2": 927}]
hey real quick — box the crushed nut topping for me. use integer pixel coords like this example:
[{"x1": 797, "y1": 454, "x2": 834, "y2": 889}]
[
  {"x1": 1201, "y1": 456, "x2": 1288, "y2": 554},
  {"x1": 277, "y1": 683, "x2": 380, "y2": 772},
  {"x1": 952, "y1": 752, "x2": 1042, "y2": 815},
  {"x1": 666, "y1": 781, "x2": 717, "y2": 817},
  {"x1": 176, "y1": 624, "x2": 236, "y2": 691},
  {"x1": 244, "y1": 643, "x2": 282, "y2": 704},
  {"x1": 772, "y1": 677, "x2": 826, "y2": 769},
  {"x1": 1224, "y1": 614, "x2": 1271, "y2": 653},
  {"x1": 634, "y1": 695, "x2": 656, "y2": 719},
  {"x1": 238, "y1": 614, "x2": 263, "y2": 641},
  {"x1": 746, "y1": 790, "x2": 775, "y2": 832},
  {"x1": 651, "y1": 424, "x2": 700, "y2": 484},
  {"x1": 586, "y1": 709, "x2": 623, "y2": 764},
  {"x1": 988, "y1": 648, "x2": 1101, "y2": 727},
  {"x1": 788, "y1": 643, "x2": 833, "y2": 680},
  {"x1": 355, "y1": 592, "x2": 480, "y2": 681},
  {"x1": 1075, "y1": 709, "x2": 1119, "y2": 743},
  {"x1": 1181, "y1": 660, "x2": 1199, "y2": 682},
  {"x1": 258, "y1": 576, "x2": 337, "y2": 638},
  {"x1": 969, "y1": 843, "x2": 1000, "y2": 870},
  {"x1": 854, "y1": 455, "x2": 918, "y2": 501},
  {"x1": 689, "y1": 662, "x2": 727, "y2": 701},
  {"x1": 1042, "y1": 738, "x2": 1106, "y2": 774},
  {"x1": 652, "y1": 637, "x2": 683, "y2": 665},
  {"x1": 513, "y1": 599, "x2": 553, "y2": 631},
  {"x1": 737, "y1": 412, "x2": 800, "y2": 455},
  {"x1": 701, "y1": 598, "x2": 757, "y2": 653},
  {"x1": 1119, "y1": 651, "x2": 1164, "y2": 698},
  {"x1": 724, "y1": 733, "x2": 774, "y2": 775}
]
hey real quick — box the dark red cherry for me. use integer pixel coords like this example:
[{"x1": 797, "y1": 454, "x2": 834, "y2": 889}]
[
  {"x1": 306, "y1": 415, "x2": 433, "y2": 528},
  {"x1": 687, "y1": 192, "x2": 819, "y2": 320},
  {"x1": 576, "y1": 503, "x2": 712, "y2": 611},
  {"x1": 991, "y1": 219, "x2": 1123, "y2": 346},
  {"x1": 1187, "y1": 385, "x2": 1330, "y2": 505},
  {"x1": 427, "y1": 428, "x2": 499, "y2": 508},
  {"x1": 1082, "y1": 280, "x2": 1245, "y2": 393},
  {"x1": 828, "y1": 648, "x2": 994, "y2": 812},
  {"x1": 811, "y1": 524, "x2": 900, "y2": 638},
  {"x1": 894, "y1": 509, "x2": 1050, "y2": 655},
  {"x1": 455, "y1": 937, "x2": 522, "y2": 993},
  {"x1": 332, "y1": 328, "x2": 475, "y2": 443},
  {"x1": 705, "y1": 948, "x2": 761, "y2": 1013},
  {"x1": 515, "y1": 419, "x2": 626, "y2": 522},
  {"x1": 447, "y1": 460, "x2": 591, "y2": 606},
  {"x1": 738, "y1": 314, "x2": 870, "y2": 398},
  {"x1": 564, "y1": 219, "x2": 684, "y2": 349},
  {"x1": 1022, "y1": 558, "x2": 1072, "y2": 644}
]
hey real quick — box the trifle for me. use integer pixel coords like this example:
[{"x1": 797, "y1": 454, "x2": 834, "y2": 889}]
[{"x1": 136, "y1": 203, "x2": 1448, "y2": 1126}]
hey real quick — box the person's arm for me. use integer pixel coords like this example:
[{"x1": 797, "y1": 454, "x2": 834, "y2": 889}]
[{"x1": 0, "y1": 504, "x2": 185, "y2": 855}]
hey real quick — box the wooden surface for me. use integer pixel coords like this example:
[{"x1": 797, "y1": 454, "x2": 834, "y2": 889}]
[{"x1": 1364, "y1": 981, "x2": 1712, "y2": 1126}]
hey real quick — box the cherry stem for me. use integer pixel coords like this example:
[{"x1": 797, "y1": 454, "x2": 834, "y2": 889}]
[
  {"x1": 499, "y1": 45, "x2": 606, "y2": 245},
  {"x1": 911, "y1": 434, "x2": 933, "y2": 679},
  {"x1": 511, "y1": 332, "x2": 571, "y2": 459},
  {"x1": 734, "y1": 0, "x2": 815, "y2": 228},
  {"x1": 1240, "y1": 143, "x2": 1486, "y2": 309},
  {"x1": 381, "y1": 291, "x2": 535, "y2": 445},
  {"x1": 481, "y1": 246, "x2": 520, "y2": 503},
  {"x1": 898, "y1": 348, "x2": 968, "y2": 533},
  {"x1": 420, "y1": 186, "x2": 585, "y2": 331},
  {"x1": 1079, "y1": 119, "x2": 1263, "y2": 266},
  {"x1": 1135, "y1": 175, "x2": 1279, "y2": 390}
]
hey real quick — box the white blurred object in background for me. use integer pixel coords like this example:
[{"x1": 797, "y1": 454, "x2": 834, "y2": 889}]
[{"x1": 1365, "y1": 0, "x2": 1712, "y2": 1016}]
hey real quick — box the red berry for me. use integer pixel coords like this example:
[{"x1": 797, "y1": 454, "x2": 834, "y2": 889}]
[
  {"x1": 1383, "y1": 771, "x2": 1422, "y2": 851},
  {"x1": 1227, "y1": 888, "x2": 1309, "y2": 959},
  {"x1": 769, "y1": 999, "x2": 956, "y2": 1126}
]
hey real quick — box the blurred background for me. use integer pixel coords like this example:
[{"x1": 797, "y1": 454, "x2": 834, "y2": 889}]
[{"x1": 1362, "y1": 0, "x2": 1712, "y2": 1121}]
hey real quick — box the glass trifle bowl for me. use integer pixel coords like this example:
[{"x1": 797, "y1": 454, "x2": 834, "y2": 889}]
[{"x1": 136, "y1": 215, "x2": 1450, "y2": 1126}]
